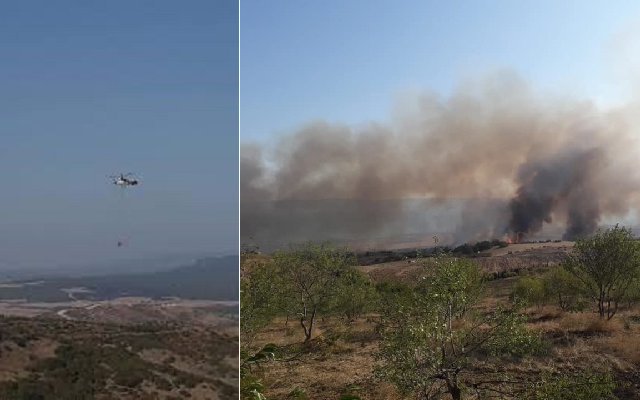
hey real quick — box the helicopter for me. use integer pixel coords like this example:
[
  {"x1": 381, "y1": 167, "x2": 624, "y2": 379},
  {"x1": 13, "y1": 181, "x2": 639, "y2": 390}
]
[
  {"x1": 110, "y1": 173, "x2": 139, "y2": 187},
  {"x1": 109, "y1": 173, "x2": 139, "y2": 248}
]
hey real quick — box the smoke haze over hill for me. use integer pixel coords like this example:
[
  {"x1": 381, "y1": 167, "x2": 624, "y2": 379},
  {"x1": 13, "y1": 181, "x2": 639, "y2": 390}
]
[{"x1": 242, "y1": 73, "x2": 640, "y2": 247}]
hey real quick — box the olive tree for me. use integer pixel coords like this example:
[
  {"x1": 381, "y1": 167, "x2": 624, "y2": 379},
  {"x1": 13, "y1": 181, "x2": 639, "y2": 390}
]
[
  {"x1": 542, "y1": 266, "x2": 586, "y2": 311},
  {"x1": 563, "y1": 224, "x2": 640, "y2": 320},
  {"x1": 330, "y1": 267, "x2": 377, "y2": 322},
  {"x1": 375, "y1": 256, "x2": 543, "y2": 400},
  {"x1": 240, "y1": 249, "x2": 280, "y2": 348},
  {"x1": 510, "y1": 274, "x2": 546, "y2": 308},
  {"x1": 273, "y1": 241, "x2": 356, "y2": 343}
]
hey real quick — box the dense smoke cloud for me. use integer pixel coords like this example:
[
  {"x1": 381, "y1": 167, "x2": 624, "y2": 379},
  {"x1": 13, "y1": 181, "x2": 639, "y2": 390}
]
[{"x1": 241, "y1": 73, "x2": 640, "y2": 248}]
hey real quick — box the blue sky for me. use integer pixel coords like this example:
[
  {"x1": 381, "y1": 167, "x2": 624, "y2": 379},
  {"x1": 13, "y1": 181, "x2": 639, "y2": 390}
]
[
  {"x1": 0, "y1": 1, "x2": 238, "y2": 268},
  {"x1": 241, "y1": 0, "x2": 640, "y2": 142}
]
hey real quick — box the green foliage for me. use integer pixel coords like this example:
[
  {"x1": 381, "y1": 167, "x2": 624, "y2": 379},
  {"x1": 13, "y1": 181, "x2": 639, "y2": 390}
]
[
  {"x1": 423, "y1": 257, "x2": 484, "y2": 319},
  {"x1": 331, "y1": 268, "x2": 377, "y2": 322},
  {"x1": 454, "y1": 243, "x2": 474, "y2": 255},
  {"x1": 523, "y1": 369, "x2": 617, "y2": 399},
  {"x1": 491, "y1": 238, "x2": 509, "y2": 248},
  {"x1": 375, "y1": 256, "x2": 542, "y2": 400},
  {"x1": 453, "y1": 239, "x2": 507, "y2": 255},
  {"x1": 240, "y1": 252, "x2": 280, "y2": 347},
  {"x1": 473, "y1": 240, "x2": 493, "y2": 253},
  {"x1": 273, "y1": 241, "x2": 357, "y2": 342},
  {"x1": 340, "y1": 384, "x2": 362, "y2": 400},
  {"x1": 286, "y1": 387, "x2": 308, "y2": 400},
  {"x1": 483, "y1": 303, "x2": 546, "y2": 357},
  {"x1": 620, "y1": 275, "x2": 640, "y2": 308},
  {"x1": 563, "y1": 224, "x2": 640, "y2": 319},
  {"x1": 241, "y1": 379, "x2": 267, "y2": 400},
  {"x1": 542, "y1": 266, "x2": 586, "y2": 311},
  {"x1": 510, "y1": 274, "x2": 546, "y2": 307},
  {"x1": 240, "y1": 343, "x2": 278, "y2": 400},
  {"x1": 373, "y1": 281, "x2": 414, "y2": 330}
]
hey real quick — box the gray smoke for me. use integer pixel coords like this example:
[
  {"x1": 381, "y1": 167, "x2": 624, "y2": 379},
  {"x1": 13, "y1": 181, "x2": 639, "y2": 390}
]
[
  {"x1": 509, "y1": 147, "x2": 607, "y2": 240},
  {"x1": 241, "y1": 73, "x2": 640, "y2": 248}
]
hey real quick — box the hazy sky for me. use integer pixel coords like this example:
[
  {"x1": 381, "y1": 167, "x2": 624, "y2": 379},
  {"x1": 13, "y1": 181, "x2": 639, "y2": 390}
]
[
  {"x1": 0, "y1": 1, "x2": 238, "y2": 269},
  {"x1": 241, "y1": 0, "x2": 640, "y2": 142}
]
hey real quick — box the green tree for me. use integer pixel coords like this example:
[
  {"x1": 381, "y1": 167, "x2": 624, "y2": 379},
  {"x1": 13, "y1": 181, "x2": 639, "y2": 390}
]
[
  {"x1": 511, "y1": 274, "x2": 546, "y2": 308},
  {"x1": 240, "y1": 249, "x2": 283, "y2": 400},
  {"x1": 273, "y1": 241, "x2": 356, "y2": 343},
  {"x1": 330, "y1": 267, "x2": 377, "y2": 322},
  {"x1": 563, "y1": 224, "x2": 640, "y2": 320},
  {"x1": 542, "y1": 266, "x2": 586, "y2": 311},
  {"x1": 240, "y1": 250, "x2": 280, "y2": 348},
  {"x1": 622, "y1": 277, "x2": 640, "y2": 308},
  {"x1": 375, "y1": 256, "x2": 543, "y2": 400}
]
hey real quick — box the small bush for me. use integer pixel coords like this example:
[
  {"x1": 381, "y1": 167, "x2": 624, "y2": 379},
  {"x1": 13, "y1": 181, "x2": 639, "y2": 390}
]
[{"x1": 511, "y1": 275, "x2": 546, "y2": 307}]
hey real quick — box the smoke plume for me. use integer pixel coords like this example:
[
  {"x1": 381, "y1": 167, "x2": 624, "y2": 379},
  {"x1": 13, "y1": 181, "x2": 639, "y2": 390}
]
[{"x1": 241, "y1": 73, "x2": 640, "y2": 249}]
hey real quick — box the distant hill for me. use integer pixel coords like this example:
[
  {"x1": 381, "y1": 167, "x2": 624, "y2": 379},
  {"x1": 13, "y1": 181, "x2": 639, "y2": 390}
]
[
  {"x1": 0, "y1": 255, "x2": 239, "y2": 302},
  {"x1": 0, "y1": 315, "x2": 237, "y2": 399},
  {"x1": 0, "y1": 251, "x2": 236, "y2": 281}
]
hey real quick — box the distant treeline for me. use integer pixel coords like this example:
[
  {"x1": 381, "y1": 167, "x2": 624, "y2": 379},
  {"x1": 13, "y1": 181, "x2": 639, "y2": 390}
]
[{"x1": 356, "y1": 238, "x2": 573, "y2": 265}]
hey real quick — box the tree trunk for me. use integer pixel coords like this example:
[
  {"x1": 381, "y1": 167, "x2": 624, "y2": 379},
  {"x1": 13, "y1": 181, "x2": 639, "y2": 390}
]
[
  {"x1": 598, "y1": 292, "x2": 605, "y2": 318},
  {"x1": 450, "y1": 386, "x2": 462, "y2": 400},
  {"x1": 446, "y1": 377, "x2": 462, "y2": 400},
  {"x1": 301, "y1": 310, "x2": 316, "y2": 343}
]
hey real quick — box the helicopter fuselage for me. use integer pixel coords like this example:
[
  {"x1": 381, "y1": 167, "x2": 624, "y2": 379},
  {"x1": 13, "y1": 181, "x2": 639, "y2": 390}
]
[{"x1": 114, "y1": 179, "x2": 137, "y2": 186}]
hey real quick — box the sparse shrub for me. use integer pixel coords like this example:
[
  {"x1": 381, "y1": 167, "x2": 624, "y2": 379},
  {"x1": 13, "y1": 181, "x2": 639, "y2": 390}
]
[
  {"x1": 340, "y1": 384, "x2": 362, "y2": 400},
  {"x1": 503, "y1": 270, "x2": 519, "y2": 278},
  {"x1": 622, "y1": 315, "x2": 632, "y2": 330},
  {"x1": 543, "y1": 267, "x2": 586, "y2": 311},
  {"x1": 173, "y1": 372, "x2": 200, "y2": 388},
  {"x1": 523, "y1": 368, "x2": 616, "y2": 399},
  {"x1": 241, "y1": 343, "x2": 278, "y2": 400},
  {"x1": 472, "y1": 240, "x2": 493, "y2": 253},
  {"x1": 153, "y1": 376, "x2": 173, "y2": 391},
  {"x1": 287, "y1": 387, "x2": 308, "y2": 400},
  {"x1": 511, "y1": 274, "x2": 546, "y2": 307},
  {"x1": 454, "y1": 243, "x2": 473, "y2": 254},
  {"x1": 331, "y1": 268, "x2": 377, "y2": 322},
  {"x1": 114, "y1": 372, "x2": 144, "y2": 388}
]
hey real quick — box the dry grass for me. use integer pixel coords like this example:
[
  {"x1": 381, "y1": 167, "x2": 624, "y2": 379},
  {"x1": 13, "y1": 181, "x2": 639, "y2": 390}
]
[
  {"x1": 253, "y1": 317, "x2": 395, "y2": 400},
  {"x1": 595, "y1": 324, "x2": 640, "y2": 365},
  {"x1": 251, "y1": 293, "x2": 640, "y2": 399}
]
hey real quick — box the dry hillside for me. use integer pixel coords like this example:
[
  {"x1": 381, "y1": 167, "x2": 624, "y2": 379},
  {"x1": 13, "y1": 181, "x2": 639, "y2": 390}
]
[{"x1": 249, "y1": 243, "x2": 640, "y2": 400}]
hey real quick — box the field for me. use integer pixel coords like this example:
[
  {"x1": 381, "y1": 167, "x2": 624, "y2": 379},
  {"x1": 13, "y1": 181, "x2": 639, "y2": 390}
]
[{"x1": 247, "y1": 242, "x2": 640, "y2": 399}]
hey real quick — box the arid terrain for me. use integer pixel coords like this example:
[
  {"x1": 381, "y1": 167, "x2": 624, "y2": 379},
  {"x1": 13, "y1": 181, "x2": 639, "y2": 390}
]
[
  {"x1": 248, "y1": 242, "x2": 640, "y2": 399},
  {"x1": 0, "y1": 296, "x2": 238, "y2": 399}
]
